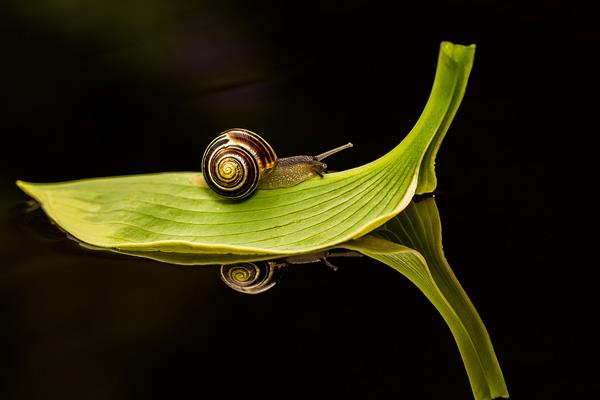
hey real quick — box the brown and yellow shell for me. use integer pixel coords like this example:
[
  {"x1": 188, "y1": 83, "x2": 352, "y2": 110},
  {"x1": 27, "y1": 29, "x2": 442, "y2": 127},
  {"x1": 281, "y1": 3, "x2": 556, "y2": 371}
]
[{"x1": 201, "y1": 129, "x2": 278, "y2": 200}]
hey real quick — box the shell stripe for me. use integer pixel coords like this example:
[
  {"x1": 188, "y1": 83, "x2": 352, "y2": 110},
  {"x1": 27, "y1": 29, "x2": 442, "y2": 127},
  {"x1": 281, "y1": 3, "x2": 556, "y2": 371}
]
[{"x1": 225, "y1": 129, "x2": 277, "y2": 170}]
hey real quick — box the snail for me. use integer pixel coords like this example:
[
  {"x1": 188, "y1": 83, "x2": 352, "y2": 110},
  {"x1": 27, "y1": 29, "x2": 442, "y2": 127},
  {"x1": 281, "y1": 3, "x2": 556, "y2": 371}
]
[
  {"x1": 220, "y1": 250, "x2": 362, "y2": 295},
  {"x1": 201, "y1": 128, "x2": 353, "y2": 200}
]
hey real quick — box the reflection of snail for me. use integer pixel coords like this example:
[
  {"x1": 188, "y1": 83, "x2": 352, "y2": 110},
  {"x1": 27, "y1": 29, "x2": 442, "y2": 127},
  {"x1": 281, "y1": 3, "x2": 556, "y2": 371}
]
[
  {"x1": 202, "y1": 128, "x2": 353, "y2": 200},
  {"x1": 220, "y1": 250, "x2": 362, "y2": 295},
  {"x1": 220, "y1": 262, "x2": 284, "y2": 295}
]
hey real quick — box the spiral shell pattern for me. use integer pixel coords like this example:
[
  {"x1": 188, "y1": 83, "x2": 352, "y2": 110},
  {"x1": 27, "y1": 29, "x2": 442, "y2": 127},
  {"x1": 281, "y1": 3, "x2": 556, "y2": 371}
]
[
  {"x1": 202, "y1": 129, "x2": 277, "y2": 199},
  {"x1": 220, "y1": 262, "x2": 279, "y2": 294}
]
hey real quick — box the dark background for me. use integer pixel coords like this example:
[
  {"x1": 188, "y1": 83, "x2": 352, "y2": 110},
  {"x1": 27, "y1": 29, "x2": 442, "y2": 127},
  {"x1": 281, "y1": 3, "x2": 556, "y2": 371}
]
[{"x1": 1, "y1": 1, "x2": 596, "y2": 399}]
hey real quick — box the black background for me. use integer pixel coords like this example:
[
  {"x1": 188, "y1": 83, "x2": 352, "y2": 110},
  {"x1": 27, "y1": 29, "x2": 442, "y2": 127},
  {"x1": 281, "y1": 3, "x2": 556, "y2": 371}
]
[{"x1": 1, "y1": 1, "x2": 596, "y2": 399}]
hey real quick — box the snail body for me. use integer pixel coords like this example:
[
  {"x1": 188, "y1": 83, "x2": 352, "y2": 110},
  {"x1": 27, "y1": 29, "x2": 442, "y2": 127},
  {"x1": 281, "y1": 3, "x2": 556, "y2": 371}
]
[{"x1": 202, "y1": 128, "x2": 352, "y2": 200}]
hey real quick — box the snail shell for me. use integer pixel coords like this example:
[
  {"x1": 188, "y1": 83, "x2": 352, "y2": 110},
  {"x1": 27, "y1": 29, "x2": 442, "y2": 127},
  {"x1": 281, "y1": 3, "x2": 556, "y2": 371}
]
[
  {"x1": 202, "y1": 129, "x2": 277, "y2": 200},
  {"x1": 220, "y1": 262, "x2": 281, "y2": 294}
]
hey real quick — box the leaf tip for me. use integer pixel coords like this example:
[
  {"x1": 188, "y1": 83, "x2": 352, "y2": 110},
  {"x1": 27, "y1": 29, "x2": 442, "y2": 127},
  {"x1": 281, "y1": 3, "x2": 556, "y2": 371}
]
[
  {"x1": 15, "y1": 179, "x2": 30, "y2": 192},
  {"x1": 440, "y1": 41, "x2": 476, "y2": 65},
  {"x1": 15, "y1": 180, "x2": 43, "y2": 202}
]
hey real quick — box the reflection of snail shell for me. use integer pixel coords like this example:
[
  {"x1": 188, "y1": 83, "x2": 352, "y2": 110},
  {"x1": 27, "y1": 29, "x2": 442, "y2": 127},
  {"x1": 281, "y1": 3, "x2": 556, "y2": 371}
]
[{"x1": 220, "y1": 262, "x2": 280, "y2": 294}]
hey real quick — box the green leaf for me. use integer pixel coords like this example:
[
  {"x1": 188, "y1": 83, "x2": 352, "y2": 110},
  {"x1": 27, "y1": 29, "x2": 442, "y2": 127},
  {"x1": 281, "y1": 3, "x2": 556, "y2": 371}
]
[
  {"x1": 342, "y1": 198, "x2": 509, "y2": 400},
  {"x1": 16, "y1": 42, "x2": 475, "y2": 256}
]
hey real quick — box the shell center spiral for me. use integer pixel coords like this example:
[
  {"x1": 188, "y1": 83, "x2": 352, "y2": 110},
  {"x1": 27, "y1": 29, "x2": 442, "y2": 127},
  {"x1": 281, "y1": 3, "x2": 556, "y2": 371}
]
[{"x1": 218, "y1": 156, "x2": 242, "y2": 183}]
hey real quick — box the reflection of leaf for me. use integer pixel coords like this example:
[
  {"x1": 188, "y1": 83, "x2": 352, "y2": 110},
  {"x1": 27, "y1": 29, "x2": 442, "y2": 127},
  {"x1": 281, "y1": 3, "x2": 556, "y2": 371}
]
[
  {"x1": 17, "y1": 42, "x2": 475, "y2": 256},
  {"x1": 84, "y1": 197, "x2": 509, "y2": 400},
  {"x1": 342, "y1": 198, "x2": 509, "y2": 400}
]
